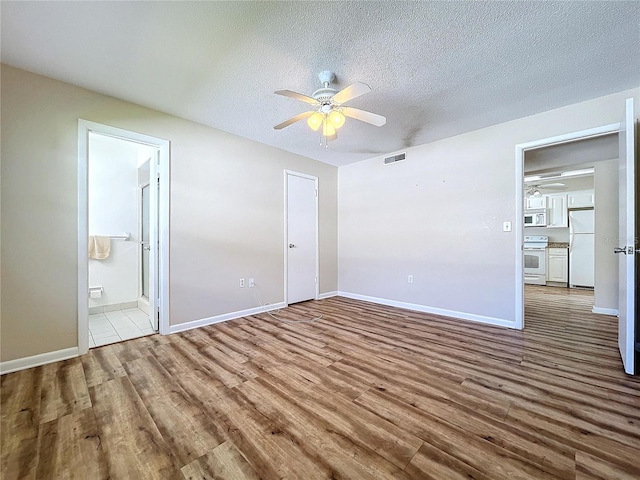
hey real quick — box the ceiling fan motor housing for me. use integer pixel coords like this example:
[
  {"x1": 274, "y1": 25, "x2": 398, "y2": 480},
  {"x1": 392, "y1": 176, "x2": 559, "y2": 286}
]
[{"x1": 313, "y1": 87, "x2": 338, "y2": 104}]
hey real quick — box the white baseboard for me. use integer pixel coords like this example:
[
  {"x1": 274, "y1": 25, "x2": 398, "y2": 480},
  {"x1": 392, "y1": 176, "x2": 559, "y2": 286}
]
[
  {"x1": 318, "y1": 291, "x2": 338, "y2": 300},
  {"x1": 168, "y1": 302, "x2": 287, "y2": 334},
  {"x1": 592, "y1": 306, "x2": 619, "y2": 316},
  {"x1": 0, "y1": 347, "x2": 79, "y2": 375},
  {"x1": 338, "y1": 291, "x2": 516, "y2": 329}
]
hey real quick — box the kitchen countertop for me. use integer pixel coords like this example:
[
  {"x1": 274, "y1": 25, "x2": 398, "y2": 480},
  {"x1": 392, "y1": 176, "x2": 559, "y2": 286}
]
[{"x1": 548, "y1": 242, "x2": 569, "y2": 248}]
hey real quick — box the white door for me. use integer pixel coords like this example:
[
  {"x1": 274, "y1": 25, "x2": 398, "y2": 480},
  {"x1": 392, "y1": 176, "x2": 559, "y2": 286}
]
[
  {"x1": 617, "y1": 98, "x2": 636, "y2": 375},
  {"x1": 286, "y1": 172, "x2": 318, "y2": 304}
]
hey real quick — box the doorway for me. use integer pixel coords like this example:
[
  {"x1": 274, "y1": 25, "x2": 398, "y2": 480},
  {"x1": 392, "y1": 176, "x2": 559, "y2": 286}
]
[
  {"x1": 515, "y1": 99, "x2": 637, "y2": 375},
  {"x1": 78, "y1": 121, "x2": 170, "y2": 354},
  {"x1": 515, "y1": 123, "x2": 621, "y2": 329},
  {"x1": 285, "y1": 170, "x2": 319, "y2": 305}
]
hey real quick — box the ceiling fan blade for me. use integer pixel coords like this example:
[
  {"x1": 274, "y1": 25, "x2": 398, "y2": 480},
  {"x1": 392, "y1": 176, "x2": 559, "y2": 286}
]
[
  {"x1": 275, "y1": 90, "x2": 319, "y2": 105},
  {"x1": 273, "y1": 111, "x2": 315, "y2": 130},
  {"x1": 332, "y1": 82, "x2": 371, "y2": 104},
  {"x1": 342, "y1": 106, "x2": 386, "y2": 127}
]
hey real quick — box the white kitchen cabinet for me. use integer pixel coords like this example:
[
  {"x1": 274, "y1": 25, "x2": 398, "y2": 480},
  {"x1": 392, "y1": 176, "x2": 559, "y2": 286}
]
[
  {"x1": 546, "y1": 193, "x2": 568, "y2": 228},
  {"x1": 547, "y1": 248, "x2": 568, "y2": 283},
  {"x1": 567, "y1": 189, "x2": 594, "y2": 208},
  {"x1": 525, "y1": 196, "x2": 547, "y2": 210}
]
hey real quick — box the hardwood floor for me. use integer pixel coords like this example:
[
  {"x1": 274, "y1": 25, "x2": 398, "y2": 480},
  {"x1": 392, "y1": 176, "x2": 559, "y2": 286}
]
[{"x1": 2, "y1": 287, "x2": 640, "y2": 479}]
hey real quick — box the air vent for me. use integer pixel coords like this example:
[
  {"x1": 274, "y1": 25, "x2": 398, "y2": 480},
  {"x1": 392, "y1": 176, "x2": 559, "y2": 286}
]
[{"x1": 384, "y1": 153, "x2": 406, "y2": 165}]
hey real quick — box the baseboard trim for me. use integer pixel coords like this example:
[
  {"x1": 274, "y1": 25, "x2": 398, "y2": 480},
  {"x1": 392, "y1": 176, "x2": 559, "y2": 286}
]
[
  {"x1": 338, "y1": 291, "x2": 516, "y2": 329},
  {"x1": 168, "y1": 302, "x2": 287, "y2": 334},
  {"x1": 1, "y1": 347, "x2": 79, "y2": 375},
  {"x1": 318, "y1": 291, "x2": 338, "y2": 300},
  {"x1": 592, "y1": 306, "x2": 619, "y2": 316}
]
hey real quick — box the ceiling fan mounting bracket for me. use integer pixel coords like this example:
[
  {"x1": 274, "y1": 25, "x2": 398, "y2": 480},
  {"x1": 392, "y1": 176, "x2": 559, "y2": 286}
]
[{"x1": 318, "y1": 70, "x2": 335, "y2": 86}]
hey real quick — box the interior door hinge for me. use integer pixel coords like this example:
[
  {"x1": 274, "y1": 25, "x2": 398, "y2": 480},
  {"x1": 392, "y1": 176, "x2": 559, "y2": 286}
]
[
  {"x1": 315, "y1": 189, "x2": 318, "y2": 197},
  {"x1": 315, "y1": 276, "x2": 318, "y2": 284}
]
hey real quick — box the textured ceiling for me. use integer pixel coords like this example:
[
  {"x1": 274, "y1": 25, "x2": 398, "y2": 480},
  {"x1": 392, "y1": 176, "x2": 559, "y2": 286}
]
[{"x1": 2, "y1": 1, "x2": 639, "y2": 167}]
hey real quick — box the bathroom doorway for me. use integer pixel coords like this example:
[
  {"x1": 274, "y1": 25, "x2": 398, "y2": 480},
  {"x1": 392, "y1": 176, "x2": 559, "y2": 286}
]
[{"x1": 78, "y1": 121, "x2": 170, "y2": 354}]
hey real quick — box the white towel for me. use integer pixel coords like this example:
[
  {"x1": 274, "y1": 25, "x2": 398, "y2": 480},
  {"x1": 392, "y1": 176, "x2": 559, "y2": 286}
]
[{"x1": 88, "y1": 235, "x2": 111, "y2": 260}]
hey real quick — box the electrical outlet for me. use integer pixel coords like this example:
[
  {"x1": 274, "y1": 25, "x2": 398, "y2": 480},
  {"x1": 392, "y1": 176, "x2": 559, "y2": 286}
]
[
  {"x1": 239, "y1": 278, "x2": 245, "y2": 288},
  {"x1": 408, "y1": 275, "x2": 414, "y2": 284},
  {"x1": 249, "y1": 278, "x2": 255, "y2": 288}
]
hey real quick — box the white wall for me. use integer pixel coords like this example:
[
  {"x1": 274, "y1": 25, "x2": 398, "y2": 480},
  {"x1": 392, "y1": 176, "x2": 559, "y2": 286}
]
[
  {"x1": 338, "y1": 87, "x2": 639, "y2": 326},
  {"x1": 1, "y1": 65, "x2": 338, "y2": 362},
  {"x1": 594, "y1": 159, "x2": 619, "y2": 312},
  {"x1": 88, "y1": 133, "x2": 152, "y2": 308}
]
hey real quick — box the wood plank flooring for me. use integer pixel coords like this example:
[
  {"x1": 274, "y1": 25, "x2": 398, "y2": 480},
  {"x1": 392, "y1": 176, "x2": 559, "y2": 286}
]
[{"x1": 2, "y1": 286, "x2": 640, "y2": 479}]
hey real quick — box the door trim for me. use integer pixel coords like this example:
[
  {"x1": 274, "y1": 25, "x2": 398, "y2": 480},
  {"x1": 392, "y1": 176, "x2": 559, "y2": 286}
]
[
  {"x1": 514, "y1": 123, "x2": 620, "y2": 330},
  {"x1": 283, "y1": 170, "x2": 319, "y2": 306},
  {"x1": 77, "y1": 120, "x2": 170, "y2": 355}
]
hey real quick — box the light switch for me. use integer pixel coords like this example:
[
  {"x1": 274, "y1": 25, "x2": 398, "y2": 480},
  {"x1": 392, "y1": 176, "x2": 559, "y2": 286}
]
[{"x1": 503, "y1": 221, "x2": 512, "y2": 232}]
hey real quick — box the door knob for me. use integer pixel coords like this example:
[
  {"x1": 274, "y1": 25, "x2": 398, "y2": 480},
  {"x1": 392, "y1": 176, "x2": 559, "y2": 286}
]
[
  {"x1": 289, "y1": 244, "x2": 296, "y2": 248},
  {"x1": 614, "y1": 247, "x2": 627, "y2": 255}
]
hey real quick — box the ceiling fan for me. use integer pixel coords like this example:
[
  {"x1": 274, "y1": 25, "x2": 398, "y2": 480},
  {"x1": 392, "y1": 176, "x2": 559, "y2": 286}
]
[
  {"x1": 273, "y1": 70, "x2": 386, "y2": 146},
  {"x1": 525, "y1": 182, "x2": 566, "y2": 197}
]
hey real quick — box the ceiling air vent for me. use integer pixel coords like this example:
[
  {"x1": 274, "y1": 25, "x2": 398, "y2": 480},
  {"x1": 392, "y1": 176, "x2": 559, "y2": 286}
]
[{"x1": 384, "y1": 153, "x2": 406, "y2": 165}]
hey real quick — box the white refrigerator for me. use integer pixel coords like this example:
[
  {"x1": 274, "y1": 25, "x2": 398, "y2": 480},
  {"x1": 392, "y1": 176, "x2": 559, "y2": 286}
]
[{"x1": 569, "y1": 209, "x2": 595, "y2": 288}]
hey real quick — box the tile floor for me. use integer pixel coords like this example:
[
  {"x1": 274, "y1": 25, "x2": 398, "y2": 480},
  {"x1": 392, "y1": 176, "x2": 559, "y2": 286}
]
[{"x1": 89, "y1": 307, "x2": 156, "y2": 348}]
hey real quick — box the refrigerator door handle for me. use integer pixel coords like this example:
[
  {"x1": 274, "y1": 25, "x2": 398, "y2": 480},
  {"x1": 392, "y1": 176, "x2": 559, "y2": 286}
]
[{"x1": 568, "y1": 216, "x2": 573, "y2": 253}]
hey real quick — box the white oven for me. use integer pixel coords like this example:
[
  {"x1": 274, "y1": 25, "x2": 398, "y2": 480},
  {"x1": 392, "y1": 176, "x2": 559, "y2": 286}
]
[{"x1": 524, "y1": 235, "x2": 548, "y2": 285}]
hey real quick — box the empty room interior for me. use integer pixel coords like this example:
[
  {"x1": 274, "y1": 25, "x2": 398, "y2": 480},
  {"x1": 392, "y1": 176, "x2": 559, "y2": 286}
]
[{"x1": 1, "y1": 2, "x2": 640, "y2": 479}]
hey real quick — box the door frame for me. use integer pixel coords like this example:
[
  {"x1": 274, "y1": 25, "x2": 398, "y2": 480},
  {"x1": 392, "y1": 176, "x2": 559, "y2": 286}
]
[
  {"x1": 283, "y1": 170, "x2": 319, "y2": 306},
  {"x1": 514, "y1": 122, "x2": 620, "y2": 329},
  {"x1": 77, "y1": 120, "x2": 170, "y2": 355}
]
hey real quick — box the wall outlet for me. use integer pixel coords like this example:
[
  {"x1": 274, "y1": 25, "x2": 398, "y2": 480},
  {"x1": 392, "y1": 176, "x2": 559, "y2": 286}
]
[
  {"x1": 408, "y1": 275, "x2": 414, "y2": 284},
  {"x1": 249, "y1": 278, "x2": 255, "y2": 288},
  {"x1": 239, "y1": 278, "x2": 245, "y2": 288}
]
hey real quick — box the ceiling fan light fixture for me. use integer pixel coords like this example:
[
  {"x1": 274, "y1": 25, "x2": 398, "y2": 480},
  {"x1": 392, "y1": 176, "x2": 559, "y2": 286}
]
[
  {"x1": 274, "y1": 70, "x2": 386, "y2": 146},
  {"x1": 307, "y1": 112, "x2": 323, "y2": 131},
  {"x1": 328, "y1": 110, "x2": 345, "y2": 129},
  {"x1": 322, "y1": 120, "x2": 336, "y2": 137}
]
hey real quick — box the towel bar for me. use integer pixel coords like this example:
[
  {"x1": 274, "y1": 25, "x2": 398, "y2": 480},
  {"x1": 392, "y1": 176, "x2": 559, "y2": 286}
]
[
  {"x1": 91, "y1": 233, "x2": 130, "y2": 241},
  {"x1": 110, "y1": 233, "x2": 130, "y2": 241}
]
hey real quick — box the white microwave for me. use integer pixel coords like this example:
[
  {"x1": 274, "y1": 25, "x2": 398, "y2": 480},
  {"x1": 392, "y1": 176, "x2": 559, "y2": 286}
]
[{"x1": 524, "y1": 210, "x2": 547, "y2": 227}]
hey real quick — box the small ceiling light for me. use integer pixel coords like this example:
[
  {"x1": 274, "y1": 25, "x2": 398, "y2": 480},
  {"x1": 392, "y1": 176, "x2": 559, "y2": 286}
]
[
  {"x1": 307, "y1": 112, "x2": 323, "y2": 131},
  {"x1": 328, "y1": 110, "x2": 346, "y2": 129}
]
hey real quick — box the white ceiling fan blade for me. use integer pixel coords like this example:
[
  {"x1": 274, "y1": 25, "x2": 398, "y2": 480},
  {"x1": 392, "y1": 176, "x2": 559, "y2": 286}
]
[
  {"x1": 332, "y1": 82, "x2": 371, "y2": 104},
  {"x1": 342, "y1": 106, "x2": 386, "y2": 127},
  {"x1": 273, "y1": 111, "x2": 315, "y2": 130},
  {"x1": 274, "y1": 90, "x2": 319, "y2": 105}
]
